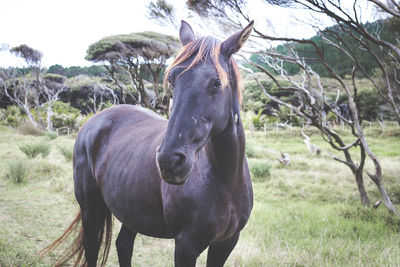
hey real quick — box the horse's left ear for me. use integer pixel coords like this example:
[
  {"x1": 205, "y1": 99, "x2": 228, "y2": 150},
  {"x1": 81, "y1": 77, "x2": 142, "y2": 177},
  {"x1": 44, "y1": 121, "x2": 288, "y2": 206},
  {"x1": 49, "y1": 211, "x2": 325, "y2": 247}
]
[
  {"x1": 180, "y1": 20, "x2": 196, "y2": 46},
  {"x1": 221, "y1": 20, "x2": 254, "y2": 58}
]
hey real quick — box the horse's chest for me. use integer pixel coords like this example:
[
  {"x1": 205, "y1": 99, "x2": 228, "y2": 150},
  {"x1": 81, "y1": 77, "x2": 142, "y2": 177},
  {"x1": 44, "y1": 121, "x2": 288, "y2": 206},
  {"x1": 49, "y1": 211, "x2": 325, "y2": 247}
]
[{"x1": 206, "y1": 186, "x2": 252, "y2": 242}]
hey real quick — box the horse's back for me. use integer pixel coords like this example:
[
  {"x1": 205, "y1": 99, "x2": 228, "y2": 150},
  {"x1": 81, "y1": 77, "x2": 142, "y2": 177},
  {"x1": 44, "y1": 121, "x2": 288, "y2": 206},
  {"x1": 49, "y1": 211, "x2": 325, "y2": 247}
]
[{"x1": 73, "y1": 105, "x2": 171, "y2": 237}]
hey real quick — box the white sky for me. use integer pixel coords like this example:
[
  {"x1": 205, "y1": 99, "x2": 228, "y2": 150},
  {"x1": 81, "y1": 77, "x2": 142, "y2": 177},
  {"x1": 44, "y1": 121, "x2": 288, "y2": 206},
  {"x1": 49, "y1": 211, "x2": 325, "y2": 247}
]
[
  {"x1": 0, "y1": 0, "x2": 177, "y2": 67},
  {"x1": 0, "y1": 0, "x2": 375, "y2": 68}
]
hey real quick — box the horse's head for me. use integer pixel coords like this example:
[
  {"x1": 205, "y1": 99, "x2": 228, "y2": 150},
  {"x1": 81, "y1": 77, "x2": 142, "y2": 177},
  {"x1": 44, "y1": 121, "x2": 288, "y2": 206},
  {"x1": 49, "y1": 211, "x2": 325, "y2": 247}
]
[{"x1": 156, "y1": 20, "x2": 253, "y2": 185}]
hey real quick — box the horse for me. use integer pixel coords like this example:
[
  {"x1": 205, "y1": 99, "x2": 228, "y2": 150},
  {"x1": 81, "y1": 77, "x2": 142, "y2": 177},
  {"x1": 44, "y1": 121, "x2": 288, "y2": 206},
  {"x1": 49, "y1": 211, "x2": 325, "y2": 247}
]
[{"x1": 43, "y1": 20, "x2": 254, "y2": 267}]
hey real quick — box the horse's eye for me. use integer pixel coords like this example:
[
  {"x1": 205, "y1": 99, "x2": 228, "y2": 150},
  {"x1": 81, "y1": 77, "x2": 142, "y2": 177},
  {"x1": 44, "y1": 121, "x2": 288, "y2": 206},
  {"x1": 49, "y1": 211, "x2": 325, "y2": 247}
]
[
  {"x1": 168, "y1": 74, "x2": 174, "y2": 86},
  {"x1": 167, "y1": 68, "x2": 178, "y2": 86},
  {"x1": 208, "y1": 78, "x2": 221, "y2": 94}
]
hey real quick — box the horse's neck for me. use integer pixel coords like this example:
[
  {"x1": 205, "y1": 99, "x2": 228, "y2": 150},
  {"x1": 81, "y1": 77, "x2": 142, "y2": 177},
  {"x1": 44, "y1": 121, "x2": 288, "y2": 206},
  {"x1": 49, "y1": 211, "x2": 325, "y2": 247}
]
[{"x1": 207, "y1": 110, "x2": 245, "y2": 186}]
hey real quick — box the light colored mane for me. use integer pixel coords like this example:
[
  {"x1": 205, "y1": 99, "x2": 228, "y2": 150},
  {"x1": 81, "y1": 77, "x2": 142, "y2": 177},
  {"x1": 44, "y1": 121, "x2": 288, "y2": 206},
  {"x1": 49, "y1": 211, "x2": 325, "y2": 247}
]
[{"x1": 164, "y1": 36, "x2": 242, "y2": 103}]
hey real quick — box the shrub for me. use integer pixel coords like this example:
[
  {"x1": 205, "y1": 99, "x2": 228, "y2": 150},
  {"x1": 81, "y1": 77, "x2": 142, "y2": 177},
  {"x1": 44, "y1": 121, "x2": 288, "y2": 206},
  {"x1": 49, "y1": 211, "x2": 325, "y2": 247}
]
[
  {"x1": 51, "y1": 101, "x2": 80, "y2": 130},
  {"x1": 245, "y1": 141, "x2": 258, "y2": 158},
  {"x1": 242, "y1": 79, "x2": 272, "y2": 113},
  {"x1": 356, "y1": 88, "x2": 382, "y2": 121},
  {"x1": 0, "y1": 106, "x2": 26, "y2": 127},
  {"x1": 17, "y1": 120, "x2": 42, "y2": 136},
  {"x1": 248, "y1": 158, "x2": 272, "y2": 182},
  {"x1": 44, "y1": 131, "x2": 59, "y2": 140},
  {"x1": 19, "y1": 142, "x2": 51, "y2": 158},
  {"x1": 252, "y1": 109, "x2": 268, "y2": 130},
  {"x1": 6, "y1": 159, "x2": 29, "y2": 184},
  {"x1": 58, "y1": 145, "x2": 73, "y2": 161},
  {"x1": 32, "y1": 159, "x2": 63, "y2": 180}
]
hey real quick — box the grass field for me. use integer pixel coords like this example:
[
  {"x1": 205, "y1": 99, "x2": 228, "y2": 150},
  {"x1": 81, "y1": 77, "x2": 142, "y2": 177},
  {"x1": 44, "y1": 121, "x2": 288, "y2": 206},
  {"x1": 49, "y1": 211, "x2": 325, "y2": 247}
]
[{"x1": 0, "y1": 124, "x2": 399, "y2": 266}]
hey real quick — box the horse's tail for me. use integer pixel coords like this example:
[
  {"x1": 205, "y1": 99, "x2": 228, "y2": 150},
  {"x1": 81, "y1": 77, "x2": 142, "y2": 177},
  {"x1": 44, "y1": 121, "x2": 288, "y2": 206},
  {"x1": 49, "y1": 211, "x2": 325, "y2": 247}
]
[{"x1": 37, "y1": 208, "x2": 113, "y2": 267}]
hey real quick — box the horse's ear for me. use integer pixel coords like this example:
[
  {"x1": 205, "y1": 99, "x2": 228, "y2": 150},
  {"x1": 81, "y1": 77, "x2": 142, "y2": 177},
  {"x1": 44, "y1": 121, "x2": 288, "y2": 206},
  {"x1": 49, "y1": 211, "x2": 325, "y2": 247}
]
[
  {"x1": 221, "y1": 20, "x2": 254, "y2": 57},
  {"x1": 180, "y1": 20, "x2": 195, "y2": 46}
]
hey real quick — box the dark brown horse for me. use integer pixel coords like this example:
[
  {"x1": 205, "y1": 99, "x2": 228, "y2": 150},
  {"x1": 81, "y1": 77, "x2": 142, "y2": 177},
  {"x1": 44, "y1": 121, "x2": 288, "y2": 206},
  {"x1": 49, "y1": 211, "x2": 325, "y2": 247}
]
[{"x1": 45, "y1": 20, "x2": 254, "y2": 267}]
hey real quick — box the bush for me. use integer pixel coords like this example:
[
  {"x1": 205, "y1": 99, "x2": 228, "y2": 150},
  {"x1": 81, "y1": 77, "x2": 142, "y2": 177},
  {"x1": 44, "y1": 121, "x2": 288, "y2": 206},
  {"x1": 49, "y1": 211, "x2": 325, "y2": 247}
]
[
  {"x1": 51, "y1": 101, "x2": 80, "y2": 130},
  {"x1": 19, "y1": 142, "x2": 51, "y2": 158},
  {"x1": 32, "y1": 159, "x2": 63, "y2": 180},
  {"x1": 17, "y1": 120, "x2": 42, "y2": 136},
  {"x1": 242, "y1": 79, "x2": 272, "y2": 113},
  {"x1": 58, "y1": 145, "x2": 73, "y2": 161},
  {"x1": 44, "y1": 131, "x2": 59, "y2": 140},
  {"x1": 276, "y1": 106, "x2": 304, "y2": 126},
  {"x1": 245, "y1": 141, "x2": 263, "y2": 158},
  {"x1": 6, "y1": 159, "x2": 29, "y2": 184},
  {"x1": 356, "y1": 89, "x2": 382, "y2": 121},
  {"x1": 0, "y1": 106, "x2": 26, "y2": 127},
  {"x1": 248, "y1": 158, "x2": 272, "y2": 182}
]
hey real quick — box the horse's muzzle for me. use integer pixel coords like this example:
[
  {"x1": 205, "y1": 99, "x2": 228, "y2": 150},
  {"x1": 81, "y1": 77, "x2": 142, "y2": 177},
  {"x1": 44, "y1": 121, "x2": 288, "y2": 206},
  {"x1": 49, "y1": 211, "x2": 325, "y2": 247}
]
[{"x1": 156, "y1": 146, "x2": 193, "y2": 185}]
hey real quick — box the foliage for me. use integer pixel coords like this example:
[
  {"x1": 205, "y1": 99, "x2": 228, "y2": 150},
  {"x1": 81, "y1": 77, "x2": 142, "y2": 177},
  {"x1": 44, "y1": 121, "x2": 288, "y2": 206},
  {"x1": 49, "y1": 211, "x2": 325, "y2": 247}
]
[
  {"x1": 63, "y1": 75, "x2": 119, "y2": 114},
  {"x1": 242, "y1": 78, "x2": 272, "y2": 112},
  {"x1": 248, "y1": 158, "x2": 272, "y2": 182},
  {"x1": 276, "y1": 106, "x2": 304, "y2": 126},
  {"x1": 31, "y1": 159, "x2": 63, "y2": 180},
  {"x1": 44, "y1": 131, "x2": 59, "y2": 140},
  {"x1": 85, "y1": 31, "x2": 180, "y2": 114},
  {"x1": 356, "y1": 88, "x2": 382, "y2": 121},
  {"x1": 147, "y1": 0, "x2": 175, "y2": 25},
  {"x1": 0, "y1": 106, "x2": 26, "y2": 127},
  {"x1": 19, "y1": 142, "x2": 51, "y2": 158},
  {"x1": 43, "y1": 73, "x2": 66, "y2": 84},
  {"x1": 58, "y1": 145, "x2": 73, "y2": 161},
  {"x1": 6, "y1": 159, "x2": 29, "y2": 184},
  {"x1": 249, "y1": 21, "x2": 397, "y2": 78},
  {"x1": 48, "y1": 64, "x2": 107, "y2": 78},
  {"x1": 245, "y1": 141, "x2": 258, "y2": 158},
  {"x1": 10, "y1": 44, "x2": 42, "y2": 65},
  {"x1": 50, "y1": 101, "x2": 80, "y2": 130},
  {"x1": 86, "y1": 32, "x2": 179, "y2": 62},
  {"x1": 252, "y1": 109, "x2": 268, "y2": 129}
]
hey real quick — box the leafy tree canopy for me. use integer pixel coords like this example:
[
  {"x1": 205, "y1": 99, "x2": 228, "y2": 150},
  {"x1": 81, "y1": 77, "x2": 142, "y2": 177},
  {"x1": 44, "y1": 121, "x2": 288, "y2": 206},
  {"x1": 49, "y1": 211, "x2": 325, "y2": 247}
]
[
  {"x1": 85, "y1": 31, "x2": 180, "y2": 62},
  {"x1": 10, "y1": 44, "x2": 42, "y2": 65}
]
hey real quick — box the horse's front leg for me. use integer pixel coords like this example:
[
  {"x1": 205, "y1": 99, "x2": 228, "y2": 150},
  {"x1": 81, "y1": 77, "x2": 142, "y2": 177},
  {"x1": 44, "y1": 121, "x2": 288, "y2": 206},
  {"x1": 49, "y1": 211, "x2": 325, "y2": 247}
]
[
  {"x1": 116, "y1": 224, "x2": 137, "y2": 267},
  {"x1": 174, "y1": 234, "x2": 209, "y2": 267},
  {"x1": 206, "y1": 232, "x2": 240, "y2": 267}
]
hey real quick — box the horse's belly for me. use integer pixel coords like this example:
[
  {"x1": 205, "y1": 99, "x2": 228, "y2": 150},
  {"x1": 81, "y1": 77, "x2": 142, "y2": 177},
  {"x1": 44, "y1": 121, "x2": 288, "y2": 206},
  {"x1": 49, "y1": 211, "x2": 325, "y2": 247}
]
[
  {"x1": 100, "y1": 175, "x2": 173, "y2": 238},
  {"x1": 97, "y1": 148, "x2": 172, "y2": 238}
]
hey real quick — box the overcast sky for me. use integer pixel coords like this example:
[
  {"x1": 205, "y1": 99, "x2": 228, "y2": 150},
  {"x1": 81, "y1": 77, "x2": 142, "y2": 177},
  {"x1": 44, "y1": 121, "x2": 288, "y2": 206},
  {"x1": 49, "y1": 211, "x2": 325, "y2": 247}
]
[
  {"x1": 0, "y1": 0, "x2": 374, "y2": 68},
  {"x1": 0, "y1": 0, "x2": 177, "y2": 67}
]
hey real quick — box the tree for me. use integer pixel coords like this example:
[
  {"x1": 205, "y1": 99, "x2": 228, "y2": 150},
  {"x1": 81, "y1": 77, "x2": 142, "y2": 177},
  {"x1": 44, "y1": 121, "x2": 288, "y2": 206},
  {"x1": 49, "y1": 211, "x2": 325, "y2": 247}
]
[
  {"x1": 148, "y1": 0, "x2": 399, "y2": 214},
  {"x1": 2, "y1": 44, "x2": 66, "y2": 131},
  {"x1": 85, "y1": 31, "x2": 180, "y2": 114}
]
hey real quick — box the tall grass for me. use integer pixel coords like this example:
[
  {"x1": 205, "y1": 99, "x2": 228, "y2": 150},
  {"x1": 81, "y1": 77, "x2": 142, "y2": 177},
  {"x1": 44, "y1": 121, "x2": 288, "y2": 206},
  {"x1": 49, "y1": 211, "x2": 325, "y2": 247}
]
[
  {"x1": 19, "y1": 142, "x2": 51, "y2": 158},
  {"x1": 16, "y1": 120, "x2": 42, "y2": 136},
  {"x1": 58, "y1": 145, "x2": 73, "y2": 161},
  {"x1": 0, "y1": 124, "x2": 399, "y2": 266},
  {"x1": 6, "y1": 159, "x2": 29, "y2": 184}
]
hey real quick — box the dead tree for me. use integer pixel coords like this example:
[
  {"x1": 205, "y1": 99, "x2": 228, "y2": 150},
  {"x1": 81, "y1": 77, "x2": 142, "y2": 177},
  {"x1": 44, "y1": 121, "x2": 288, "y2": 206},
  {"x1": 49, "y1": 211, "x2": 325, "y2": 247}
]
[
  {"x1": 2, "y1": 68, "x2": 41, "y2": 128},
  {"x1": 150, "y1": 0, "x2": 399, "y2": 214},
  {"x1": 87, "y1": 82, "x2": 119, "y2": 114},
  {"x1": 2, "y1": 45, "x2": 67, "y2": 131},
  {"x1": 41, "y1": 75, "x2": 68, "y2": 131},
  {"x1": 241, "y1": 46, "x2": 396, "y2": 213}
]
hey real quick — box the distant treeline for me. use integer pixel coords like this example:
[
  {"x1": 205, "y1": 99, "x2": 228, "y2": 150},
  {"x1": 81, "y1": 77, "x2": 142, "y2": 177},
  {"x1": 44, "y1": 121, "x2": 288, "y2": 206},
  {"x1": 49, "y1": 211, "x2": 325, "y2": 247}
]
[
  {"x1": 248, "y1": 19, "x2": 397, "y2": 78},
  {"x1": 47, "y1": 64, "x2": 107, "y2": 78}
]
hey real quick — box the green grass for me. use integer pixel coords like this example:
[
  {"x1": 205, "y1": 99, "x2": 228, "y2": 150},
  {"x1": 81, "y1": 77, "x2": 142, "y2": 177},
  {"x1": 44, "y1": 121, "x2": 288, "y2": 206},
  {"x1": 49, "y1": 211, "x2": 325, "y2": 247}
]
[
  {"x1": 6, "y1": 159, "x2": 30, "y2": 184},
  {"x1": 0, "y1": 124, "x2": 399, "y2": 266},
  {"x1": 57, "y1": 145, "x2": 73, "y2": 162},
  {"x1": 19, "y1": 142, "x2": 51, "y2": 159}
]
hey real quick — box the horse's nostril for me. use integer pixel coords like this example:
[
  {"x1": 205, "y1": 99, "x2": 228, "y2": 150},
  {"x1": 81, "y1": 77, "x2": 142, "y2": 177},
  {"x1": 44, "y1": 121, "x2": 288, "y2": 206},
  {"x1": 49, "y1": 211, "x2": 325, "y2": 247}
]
[{"x1": 172, "y1": 152, "x2": 186, "y2": 168}]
